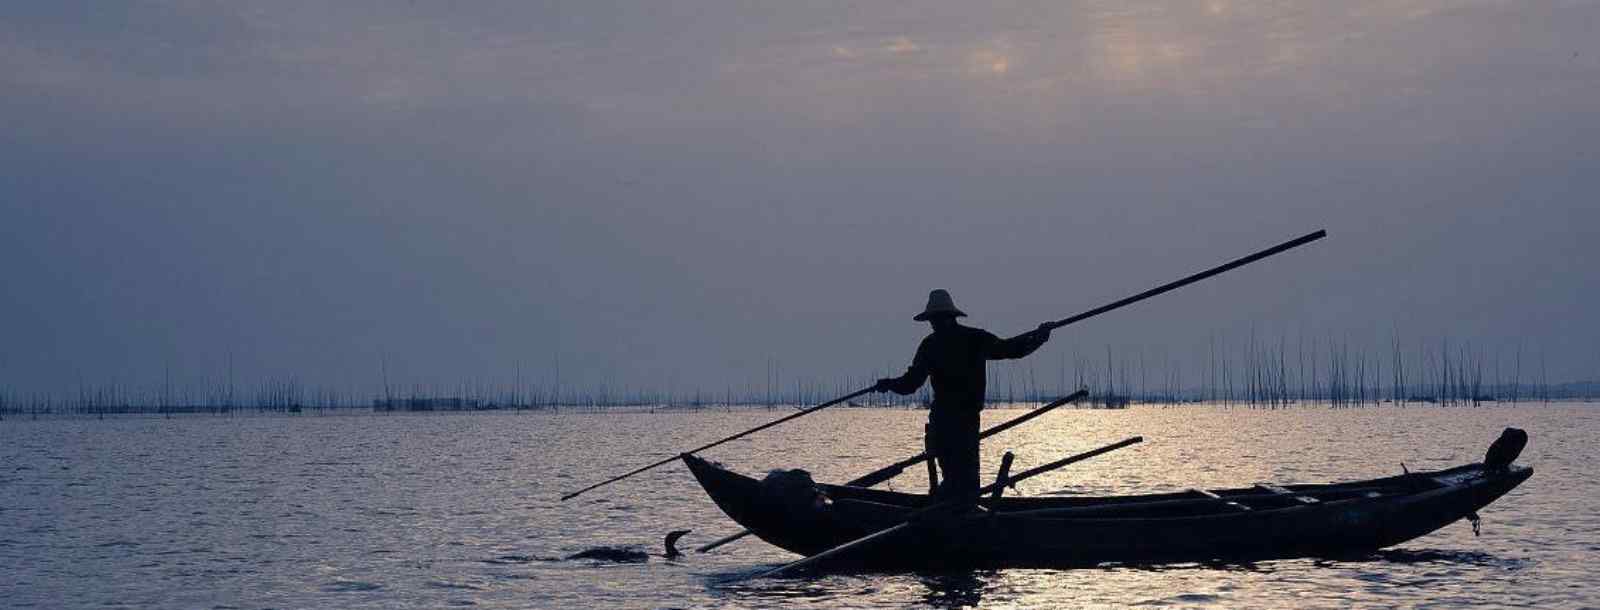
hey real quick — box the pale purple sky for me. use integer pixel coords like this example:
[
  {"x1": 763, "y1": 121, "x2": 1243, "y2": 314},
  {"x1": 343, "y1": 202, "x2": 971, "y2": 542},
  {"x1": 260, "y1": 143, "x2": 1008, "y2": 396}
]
[{"x1": 3, "y1": 1, "x2": 1597, "y2": 397}]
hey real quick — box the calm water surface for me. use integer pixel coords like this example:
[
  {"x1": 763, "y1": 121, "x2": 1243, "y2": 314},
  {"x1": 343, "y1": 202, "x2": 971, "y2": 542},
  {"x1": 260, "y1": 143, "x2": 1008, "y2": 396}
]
[{"x1": 2, "y1": 404, "x2": 1596, "y2": 609}]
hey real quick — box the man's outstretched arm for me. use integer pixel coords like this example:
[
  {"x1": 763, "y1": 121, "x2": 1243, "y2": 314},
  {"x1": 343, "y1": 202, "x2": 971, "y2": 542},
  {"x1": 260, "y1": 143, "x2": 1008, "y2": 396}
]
[
  {"x1": 876, "y1": 341, "x2": 931, "y2": 395},
  {"x1": 987, "y1": 324, "x2": 1052, "y2": 360}
]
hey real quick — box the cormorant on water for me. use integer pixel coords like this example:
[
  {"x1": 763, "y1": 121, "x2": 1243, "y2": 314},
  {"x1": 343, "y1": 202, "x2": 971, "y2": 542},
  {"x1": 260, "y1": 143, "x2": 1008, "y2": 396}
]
[
  {"x1": 565, "y1": 529, "x2": 692, "y2": 563},
  {"x1": 663, "y1": 529, "x2": 691, "y2": 558}
]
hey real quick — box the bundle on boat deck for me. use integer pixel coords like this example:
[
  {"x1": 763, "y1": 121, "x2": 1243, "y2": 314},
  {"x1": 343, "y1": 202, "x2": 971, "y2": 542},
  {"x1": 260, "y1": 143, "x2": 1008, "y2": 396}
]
[{"x1": 683, "y1": 429, "x2": 1532, "y2": 570}]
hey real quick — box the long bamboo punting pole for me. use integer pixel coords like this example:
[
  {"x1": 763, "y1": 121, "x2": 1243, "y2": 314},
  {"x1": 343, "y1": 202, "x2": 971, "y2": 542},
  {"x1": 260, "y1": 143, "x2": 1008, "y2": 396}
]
[
  {"x1": 1041, "y1": 230, "x2": 1326, "y2": 332},
  {"x1": 560, "y1": 387, "x2": 875, "y2": 501},
  {"x1": 564, "y1": 230, "x2": 1324, "y2": 502}
]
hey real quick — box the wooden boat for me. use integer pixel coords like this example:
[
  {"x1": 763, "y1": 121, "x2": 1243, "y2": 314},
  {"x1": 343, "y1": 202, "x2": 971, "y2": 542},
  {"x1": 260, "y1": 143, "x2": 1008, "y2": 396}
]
[{"x1": 683, "y1": 430, "x2": 1532, "y2": 569}]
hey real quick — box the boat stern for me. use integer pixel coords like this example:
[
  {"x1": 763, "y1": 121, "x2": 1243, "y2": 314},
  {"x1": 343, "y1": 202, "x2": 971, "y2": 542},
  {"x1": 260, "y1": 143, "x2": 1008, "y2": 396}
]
[{"x1": 1365, "y1": 432, "x2": 1534, "y2": 550}]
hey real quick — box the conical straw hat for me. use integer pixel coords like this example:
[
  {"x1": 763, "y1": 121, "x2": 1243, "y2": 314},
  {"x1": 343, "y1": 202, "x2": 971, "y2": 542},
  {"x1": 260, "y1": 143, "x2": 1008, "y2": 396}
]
[{"x1": 914, "y1": 289, "x2": 968, "y2": 321}]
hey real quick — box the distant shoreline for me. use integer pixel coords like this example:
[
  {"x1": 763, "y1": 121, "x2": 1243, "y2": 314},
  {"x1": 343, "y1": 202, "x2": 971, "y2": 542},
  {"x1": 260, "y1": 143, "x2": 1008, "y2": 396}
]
[{"x1": 3, "y1": 397, "x2": 1596, "y2": 421}]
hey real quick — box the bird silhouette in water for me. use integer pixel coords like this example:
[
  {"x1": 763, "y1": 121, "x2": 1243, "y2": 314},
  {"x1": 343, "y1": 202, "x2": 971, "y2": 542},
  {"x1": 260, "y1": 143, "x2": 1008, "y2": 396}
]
[{"x1": 566, "y1": 529, "x2": 692, "y2": 563}]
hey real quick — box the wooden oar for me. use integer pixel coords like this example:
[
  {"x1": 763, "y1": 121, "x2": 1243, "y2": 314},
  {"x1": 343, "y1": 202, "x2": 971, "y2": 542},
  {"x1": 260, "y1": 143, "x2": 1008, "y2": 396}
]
[
  {"x1": 560, "y1": 386, "x2": 874, "y2": 501},
  {"x1": 696, "y1": 389, "x2": 1089, "y2": 553},
  {"x1": 749, "y1": 435, "x2": 1143, "y2": 579}
]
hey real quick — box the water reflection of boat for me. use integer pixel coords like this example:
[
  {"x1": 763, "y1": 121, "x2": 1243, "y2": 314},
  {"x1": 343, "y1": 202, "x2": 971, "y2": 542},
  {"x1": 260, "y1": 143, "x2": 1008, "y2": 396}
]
[{"x1": 683, "y1": 431, "x2": 1531, "y2": 570}]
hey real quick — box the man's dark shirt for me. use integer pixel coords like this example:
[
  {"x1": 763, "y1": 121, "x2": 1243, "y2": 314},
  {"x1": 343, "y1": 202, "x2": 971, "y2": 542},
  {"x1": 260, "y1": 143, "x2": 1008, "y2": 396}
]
[{"x1": 881, "y1": 323, "x2": 1048, "y2": 412}]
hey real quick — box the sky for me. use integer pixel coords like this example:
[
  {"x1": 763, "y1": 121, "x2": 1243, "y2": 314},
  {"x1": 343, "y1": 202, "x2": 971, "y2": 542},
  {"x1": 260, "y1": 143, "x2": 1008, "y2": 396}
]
[{"x1": 2, "y1": 1, "x2": 1597, "y2": 399}]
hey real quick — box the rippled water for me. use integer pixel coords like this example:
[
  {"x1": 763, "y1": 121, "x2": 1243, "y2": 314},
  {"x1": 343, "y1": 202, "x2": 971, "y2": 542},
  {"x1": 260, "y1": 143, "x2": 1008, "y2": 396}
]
[{"x1": 2, "y1": 404, "x2": 1595, "y2": 609}]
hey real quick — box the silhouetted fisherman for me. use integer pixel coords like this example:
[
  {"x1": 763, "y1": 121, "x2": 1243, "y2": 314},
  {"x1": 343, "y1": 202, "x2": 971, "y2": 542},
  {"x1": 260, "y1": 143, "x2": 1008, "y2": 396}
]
[{"x1": 874, "y1": 289, "x2": 1051, "y2": 500}]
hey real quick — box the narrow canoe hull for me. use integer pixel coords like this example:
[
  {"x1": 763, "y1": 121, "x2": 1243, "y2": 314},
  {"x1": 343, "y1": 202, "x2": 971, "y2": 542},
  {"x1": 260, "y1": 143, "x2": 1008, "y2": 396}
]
[{"x1": 684, "y1": 446, "x2": 1531, "y2": 569}]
